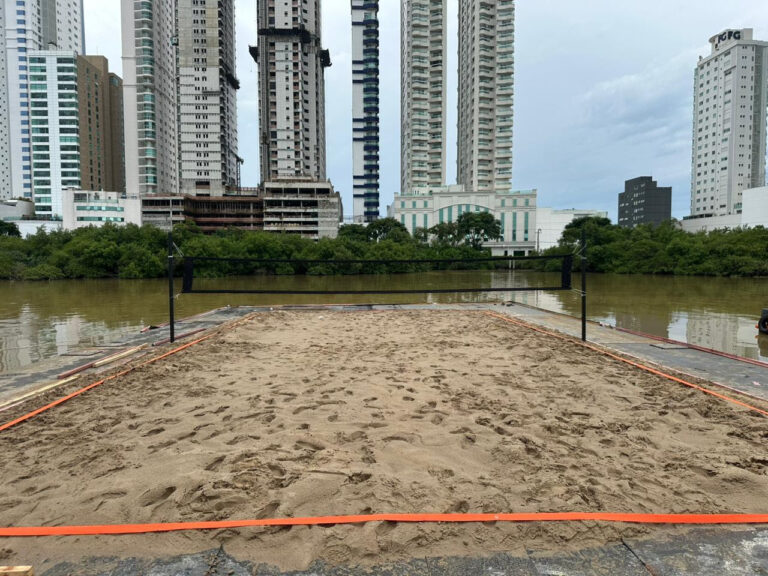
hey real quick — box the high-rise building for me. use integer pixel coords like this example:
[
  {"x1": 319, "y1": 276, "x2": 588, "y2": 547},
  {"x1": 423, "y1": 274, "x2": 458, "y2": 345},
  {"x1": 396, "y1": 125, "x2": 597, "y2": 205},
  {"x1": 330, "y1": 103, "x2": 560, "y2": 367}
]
[
  {"x1": 618, "y1": 176, "x2": 672, "y2": 228},
  {"x1": 0, "y1": 4, "x2": 9, "y2": 199},
  {"x1": 25, "y1": 52, "x2": 124, "y2": 219},
  {"x1": 121, "y1": 0, "x2": 178, "y2": 197},
  {"x1": 400, "y1": 0, "x2": 446, "y2": 194},
  {"x1": 254, "y1": 0, "x2": 331, "y2": 183},
  {"x1": 28, "y1": 51, "x2": 80, "y2": 219},
  {"x1": 690, "y1": 29, "x2": 768, "y2": 219},
  {"x1": 78, "y1": 56, "x2": 125, "y2": 194},
  {"x1": 0, "y1": 0, "x2": 84, "y2": 201},
  {"x1": 177, "y1": 0, "x2": 239, "y2": 196},
  {"x1": 351, "y1": 0, "x2": 380, "y2": 223},
  {"x1": 108, "y1": 72, "x2": 126, "y2": 193},
  {"x1": 457, "y1": 0, "x2": 515, "y2": 193}
]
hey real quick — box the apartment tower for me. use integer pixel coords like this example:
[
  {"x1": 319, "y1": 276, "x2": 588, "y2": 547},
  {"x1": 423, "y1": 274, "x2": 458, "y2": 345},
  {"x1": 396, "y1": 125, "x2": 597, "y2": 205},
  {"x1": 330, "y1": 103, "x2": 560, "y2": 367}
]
[
  {"x1": 78, "y1": 56, "x2": 125, "y2": 194},
  {"x1": 690, "y1": 29, "x2": 768, "y2": 218},
  {"x1": 254, "y1": 0, "x2": 331, "y2": 183},
  {"x1": 400, "y1": 0, "x2": 447, "y2": 194},
  {"x1": 457, "y1": 0, "x2": 515, "y2": 193},
  {"x1": 0, "y1": 0, "x2": 84, "y2": 201},
  {"x1": 351, "y1": 0, "x2": 380, "y2": 222},
  {"x1": 25, "y1": 53, "x2": 124, "y2": 219},
  {"x1": 121, "y1": 0, "x2": 178, "y2": 196},
  {"x1": 177, "y1": 0, "x2": 239, "y2": 196}
]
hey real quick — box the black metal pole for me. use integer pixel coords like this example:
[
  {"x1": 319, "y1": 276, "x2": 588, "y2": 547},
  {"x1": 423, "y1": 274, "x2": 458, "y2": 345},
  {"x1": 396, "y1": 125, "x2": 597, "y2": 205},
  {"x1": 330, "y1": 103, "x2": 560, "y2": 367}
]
[
  {"x1": 581, "y1": 228, "x2": 587, "y2": 342},
  {"x1": 168, "y1": 231, "x2": 175, "y2": 344}
]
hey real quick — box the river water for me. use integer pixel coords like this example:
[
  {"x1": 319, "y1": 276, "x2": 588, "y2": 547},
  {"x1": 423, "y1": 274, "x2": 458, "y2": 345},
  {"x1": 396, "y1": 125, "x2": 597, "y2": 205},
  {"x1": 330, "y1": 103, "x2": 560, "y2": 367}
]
[{"x1": 1, "y1": 271, "x2": 767, "y2": 373}]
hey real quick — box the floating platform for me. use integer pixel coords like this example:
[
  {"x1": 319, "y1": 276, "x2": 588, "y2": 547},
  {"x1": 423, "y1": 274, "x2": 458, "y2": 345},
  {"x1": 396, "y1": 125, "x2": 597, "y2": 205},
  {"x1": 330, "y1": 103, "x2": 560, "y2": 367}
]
[{"x1": 1, "y1": 305, "x2": 767, "y2": 575}]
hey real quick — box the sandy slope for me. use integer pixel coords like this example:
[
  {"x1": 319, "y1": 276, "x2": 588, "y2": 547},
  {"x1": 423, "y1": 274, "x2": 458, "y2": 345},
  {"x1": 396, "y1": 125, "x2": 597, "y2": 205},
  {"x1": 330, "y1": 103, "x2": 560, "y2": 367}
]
[{"x1": 0, "y1": 310, "x2": 767, "y2": 571}]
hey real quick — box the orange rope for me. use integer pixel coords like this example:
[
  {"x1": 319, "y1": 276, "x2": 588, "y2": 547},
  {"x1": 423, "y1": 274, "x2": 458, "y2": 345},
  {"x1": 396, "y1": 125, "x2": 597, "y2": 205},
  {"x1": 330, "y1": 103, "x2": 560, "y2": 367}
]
[
  {"x1": 2, "y1": 513, "x2": 768, "y2": 537},
  {"x1": 485, "y1": 311, "x2": 768, "y2": 418},
  {"x1": 0, "y1": 314, "x2": 257, "y2": 433}
]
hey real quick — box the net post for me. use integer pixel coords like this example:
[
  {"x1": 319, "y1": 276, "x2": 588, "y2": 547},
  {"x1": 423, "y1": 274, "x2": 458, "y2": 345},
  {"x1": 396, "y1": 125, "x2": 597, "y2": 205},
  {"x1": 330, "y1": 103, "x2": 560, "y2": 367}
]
[
  {"x1": 581, "y1": 229, "x2": 587, "y2": 342},
  {"x1": 182, "y1": 259, "x2": 194, "y2": 294},
  {"x1": 562, "y1": 255, "x2": 573, "y2": 290},
  {"x1": 168, "y1": 232, "x2": 175, "y2": 344}
]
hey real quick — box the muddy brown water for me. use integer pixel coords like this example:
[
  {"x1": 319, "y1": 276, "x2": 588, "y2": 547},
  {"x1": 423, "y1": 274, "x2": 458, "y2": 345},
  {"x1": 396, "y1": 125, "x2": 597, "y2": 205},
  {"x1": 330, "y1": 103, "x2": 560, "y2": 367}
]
[{"x1": 1, "y1": 271, "x2": 767, "y2": 373}]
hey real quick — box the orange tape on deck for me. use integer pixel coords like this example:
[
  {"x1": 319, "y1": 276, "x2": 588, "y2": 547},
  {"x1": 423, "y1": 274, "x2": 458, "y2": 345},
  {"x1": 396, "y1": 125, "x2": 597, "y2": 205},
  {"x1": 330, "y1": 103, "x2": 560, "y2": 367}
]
[
  {"x1": 485, "y1": 312, "x2": 768, "y2": 418},
  {"x1": 2, "y1": 513, "x2": 768, "y2": 537},
  {"x1": 0, "y1": 314, "x2": 257, "y2": 433}
]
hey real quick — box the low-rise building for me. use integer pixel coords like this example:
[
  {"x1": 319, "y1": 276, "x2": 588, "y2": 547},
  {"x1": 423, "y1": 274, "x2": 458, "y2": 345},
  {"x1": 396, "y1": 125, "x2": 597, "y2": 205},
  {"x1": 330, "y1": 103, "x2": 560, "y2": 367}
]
[
  {"x1": 536, "y1": 208, "x2": 609, "y2": 251},
  {"x1": 391, "y1": 185, "x2": 537, "y2": 256},
  {"x1": 141, "y1": 195, "x2": 186, "y2": 231},
  {"x1": 184, "y1": 192, "x2": 264, "y2": 234},
  {"x1": 262, "y1": 181, "x2": 342, "y2": 240},
  {"x1": 0, "y1": 199, "x2": 36, "y2": 222},
  {"x1": 62, "y1": 190, "x2": 141, "y2": 230},
  {"x1": 682, "y1": 186, "x2": 768, "y2": 232},
  {"x1": 618, "y1": 177, "x2": 672, "y2": 228}
]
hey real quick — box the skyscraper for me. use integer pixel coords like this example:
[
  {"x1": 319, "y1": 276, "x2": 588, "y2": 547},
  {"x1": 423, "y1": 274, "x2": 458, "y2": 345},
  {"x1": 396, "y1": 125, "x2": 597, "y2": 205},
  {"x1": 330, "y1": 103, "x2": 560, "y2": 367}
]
[
  {"x1": 121, "y1": 0, "x2": 178, "y2": 196},
  {"x1": 28, "y1": 51, "x2": 80, "y2": 218},
  {"x1": 400, "y1": 0, "x2": 446, "y2": 194},
  {"x1": 690, "y1": 29, "x2": 768, "y2": 218},
  {"x1": 0, "y1": 0, "x2": 84, "y2": 201},
  {"x1": 24, "y1": 53, "x2": 124, "y2": 219},
  {"x1": 457, "y1": 0, "x2": 515, "y2": 193},
  {"x1": 78, "y1": 56, "x2": 125, "y2": 194},
  {"x1": 351, "y1": 0, "x2": 380, "y2": 223},
  {"x1": 254, "y1": 0, "x2": 331, "y2": 183},
  {"x1": 177, "y1": 0, "x2": 239, "y2": 196}
]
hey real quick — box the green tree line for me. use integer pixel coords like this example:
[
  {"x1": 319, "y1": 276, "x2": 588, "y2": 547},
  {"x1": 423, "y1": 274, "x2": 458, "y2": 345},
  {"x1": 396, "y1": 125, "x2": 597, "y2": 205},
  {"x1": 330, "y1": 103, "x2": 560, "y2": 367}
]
[
  {"x1": 0, "y1": 214, "x2": 503, "y2": 281},
  {"x1": 535, "y1": 217, "x2": 768, "y2": 277}
]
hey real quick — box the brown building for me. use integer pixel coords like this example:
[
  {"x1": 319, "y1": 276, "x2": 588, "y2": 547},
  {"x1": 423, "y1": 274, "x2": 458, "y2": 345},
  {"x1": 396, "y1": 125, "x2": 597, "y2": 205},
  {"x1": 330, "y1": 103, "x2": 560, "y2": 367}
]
[{"x1": 76, "y1": 56, "x2": 125, "y2": 193}]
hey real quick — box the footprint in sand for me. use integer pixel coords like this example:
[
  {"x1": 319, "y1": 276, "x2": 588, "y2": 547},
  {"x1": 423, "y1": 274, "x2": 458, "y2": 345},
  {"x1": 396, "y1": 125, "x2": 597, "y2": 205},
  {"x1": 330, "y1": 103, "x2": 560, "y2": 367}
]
[
  {"x1": 205, "y1": 456, "x2": 226, "y2": 471},
  {"x1": 138, "y1": 486, "x2": 176, "y2": 507}
]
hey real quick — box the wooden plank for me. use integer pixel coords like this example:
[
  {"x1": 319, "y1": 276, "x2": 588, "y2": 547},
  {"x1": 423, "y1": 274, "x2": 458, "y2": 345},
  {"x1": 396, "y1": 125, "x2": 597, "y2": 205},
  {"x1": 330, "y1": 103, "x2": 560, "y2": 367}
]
[{"x1": 0, "y1": 567, "x2": 34, "y2": 576}]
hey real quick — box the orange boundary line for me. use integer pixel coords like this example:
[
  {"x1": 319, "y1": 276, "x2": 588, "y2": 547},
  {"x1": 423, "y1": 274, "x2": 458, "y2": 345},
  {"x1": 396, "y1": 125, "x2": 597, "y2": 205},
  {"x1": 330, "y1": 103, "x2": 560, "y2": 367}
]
[
  {"x1": 2, "y1": 513, "x2": 768, "y2": 537},
  {"x1": 485, "y1": 311, "x2": 768, "y2": 418},
  {"x1": 0, "y1": 314, "x2": 257, "y2": 433}
]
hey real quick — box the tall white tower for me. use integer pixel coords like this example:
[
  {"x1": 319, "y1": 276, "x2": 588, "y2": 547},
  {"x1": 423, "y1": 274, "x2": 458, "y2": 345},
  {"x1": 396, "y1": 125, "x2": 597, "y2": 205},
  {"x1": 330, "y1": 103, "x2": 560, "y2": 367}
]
[
  {"x1": 121, "y1": 0, "x2": 179, "y2": 196},
  {"x1": 0, "y1": 0, "x2": 84, "y2": 200},
  {"x1": 254, "y1": 0, "x2": 331, "y2": 183},
  {"x1": 177, "y1": 0, "x2": 239, "y2": 196},
  {"x1": 457, "y1": 0, "x2": 515, "y2": 193},
  {"x1": 690, "y1": 29, "x2": 768, "y2": 217},
  {"x1": 400, "y1": 0, "x2": 446, "y2": 194},
  {"x1": 351, "y1": 0, "x2": 380, "y2": 222}
]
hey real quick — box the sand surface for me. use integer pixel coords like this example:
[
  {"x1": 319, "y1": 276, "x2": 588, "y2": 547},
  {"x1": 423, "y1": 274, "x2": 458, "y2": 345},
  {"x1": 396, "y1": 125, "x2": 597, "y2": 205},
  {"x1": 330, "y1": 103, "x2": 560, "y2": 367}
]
[{"x1": 1, "y1": 309, "x2": 767, "y2": 571}]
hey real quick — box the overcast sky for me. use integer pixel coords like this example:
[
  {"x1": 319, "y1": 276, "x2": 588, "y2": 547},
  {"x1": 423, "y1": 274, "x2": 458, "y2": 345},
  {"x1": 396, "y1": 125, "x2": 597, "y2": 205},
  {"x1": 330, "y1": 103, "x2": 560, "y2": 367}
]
[{"x1": 83, "y1": 0, "x2": 767, "y2": 221}]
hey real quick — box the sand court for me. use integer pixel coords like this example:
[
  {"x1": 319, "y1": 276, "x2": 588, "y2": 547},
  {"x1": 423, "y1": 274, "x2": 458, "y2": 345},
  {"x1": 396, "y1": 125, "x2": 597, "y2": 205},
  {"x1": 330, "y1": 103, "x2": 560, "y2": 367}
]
[{"x1": 0, "y1": 309, "x2": 767, "y2": 571}]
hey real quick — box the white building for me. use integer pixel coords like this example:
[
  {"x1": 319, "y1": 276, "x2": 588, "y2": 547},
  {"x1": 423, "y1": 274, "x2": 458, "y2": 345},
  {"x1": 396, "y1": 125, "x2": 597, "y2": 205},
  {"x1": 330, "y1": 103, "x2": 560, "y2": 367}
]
[
  {"x1": 689, "y1": 29, "x2": 768, "y2": 220},
  {"x1": 741, "y1": 186, "x2": 768, "y2": 228},
  {"x1": 351, "y1": 0, "x2": 380, "y2": 223},
  {"x1": 0, "y1": 0, "x2": 83, "y2": 201},
  {"x1": 0, "y1": 198, "x2": 35, "y2": 220},
  {"x1": 62, "y1": 189, "x2": 141, "y2": 230},
  {"x1": 121, "y1": 0, "x2": 178, "y2": 197},
  {"x1": 177, "y1": 0, "x2": 239, "y2": 196},
  {"x1": 535, "y1": 208, "x2": 609, "y2": 251},
  {"x1": 255, "y1": 0, "x2": 330, "y2": 183},
  {"x1": 391, "y1": 185, "x2": 537, "y2": 256},
  {"x1": 400, "y1": 0, "x2": 447, "y2": 194},
  {"x1": 457, "y1": 0, "x2": 514, "y2": 194},
  {"x1": 27, "y1": 50, "x2": 80, "y2": 219}
]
